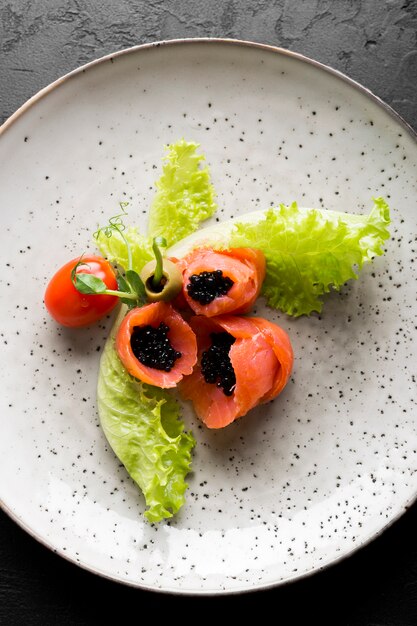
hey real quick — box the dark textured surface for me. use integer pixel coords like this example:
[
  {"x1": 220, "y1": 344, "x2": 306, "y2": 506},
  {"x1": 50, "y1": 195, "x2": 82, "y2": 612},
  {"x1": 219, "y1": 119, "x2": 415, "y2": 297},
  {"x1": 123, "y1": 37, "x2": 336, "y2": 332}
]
[
  {"x1": 1, "y1": 0, "x2": 416, "y2": 623},
  {"x1": 1, "y1": 0, "x2": 417, "y2": 129}
]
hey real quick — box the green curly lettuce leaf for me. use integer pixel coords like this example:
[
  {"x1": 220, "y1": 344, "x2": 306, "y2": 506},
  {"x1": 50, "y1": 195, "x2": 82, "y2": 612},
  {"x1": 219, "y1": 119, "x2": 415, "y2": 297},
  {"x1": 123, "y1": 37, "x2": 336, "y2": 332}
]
[
  {"x1": 230, "y1": 198, "x2": 390, "y2": 316},
  {"x1": 168, "y1": 198, "x2": 390, "y2": 317},
  {"x1": 95, "y1": 139, "x2": 215, "y2": 523},
  {"x1": 147, "y1": 139, "x2": 217, "y2": 246},
  {"x1": 97, "y1": 310, "x2": 195, "y2": 523},
  {"x1": 95, "y1": 140, "x2": 217, "y2": 272}
]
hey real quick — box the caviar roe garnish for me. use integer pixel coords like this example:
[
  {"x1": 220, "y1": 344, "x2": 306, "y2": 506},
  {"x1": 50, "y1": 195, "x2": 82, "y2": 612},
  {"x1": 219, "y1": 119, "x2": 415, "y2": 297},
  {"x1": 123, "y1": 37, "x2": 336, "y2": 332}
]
[
  {"x1": 176, "y1": 247, "x2": 266, "y2": 317},
  {"x1": 130, "y1": 322, "x2": 182, "y2": 372},
  {"x1": 179, "y1": 314, "x2": 293, "y2": 429},
  {"x1": 187, "y1": 270, "x2": 234, "y2": 305},
  {"x1": 201, "y1": 332, "x2": 236, "y2": 395},
  {"x1": 116, "y1": 302, "x2": 197, "y2": 388}
]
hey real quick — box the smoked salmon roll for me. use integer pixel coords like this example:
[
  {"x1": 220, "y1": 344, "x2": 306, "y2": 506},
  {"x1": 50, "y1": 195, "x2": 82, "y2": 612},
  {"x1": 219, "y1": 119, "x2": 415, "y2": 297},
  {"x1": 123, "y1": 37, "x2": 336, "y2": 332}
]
[
  {"x1": 175, "y1": 247, "x2": 266, "y2": 317},
  {"x1": 179, "y1": 314, "x2": 293, "y2": 428},
  {"x1": 249, "y1": 317, "x2": 294, "y2": 402},
  {"x1": 116, "y1": 302, "x2": 197, "y2": 388}
]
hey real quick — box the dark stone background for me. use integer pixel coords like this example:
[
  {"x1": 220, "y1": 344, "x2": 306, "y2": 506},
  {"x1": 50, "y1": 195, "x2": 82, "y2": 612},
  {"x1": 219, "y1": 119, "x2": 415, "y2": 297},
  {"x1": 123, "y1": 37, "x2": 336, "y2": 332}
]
[{"x1": 1, "y1": 1, "x2": 416, "y2": 623}]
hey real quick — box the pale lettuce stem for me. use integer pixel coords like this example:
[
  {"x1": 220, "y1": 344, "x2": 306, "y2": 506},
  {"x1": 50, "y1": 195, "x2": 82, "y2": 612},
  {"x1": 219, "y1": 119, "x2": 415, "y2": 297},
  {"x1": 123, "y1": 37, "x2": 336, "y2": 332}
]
[{"x1": 114, "y1": 226, "x2": 133, "y2": 271}]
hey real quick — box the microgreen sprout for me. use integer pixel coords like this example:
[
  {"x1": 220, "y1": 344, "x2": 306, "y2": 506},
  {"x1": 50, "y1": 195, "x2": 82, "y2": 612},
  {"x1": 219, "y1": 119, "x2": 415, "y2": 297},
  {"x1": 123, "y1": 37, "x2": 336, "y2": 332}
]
[
  {"x1": 93, "y1": 202, "x2": 133, "y2": 271},
  {"x1": 72, "y1": 205, "x2": 181, "y2": 308},
  {"x1": 72, "y1": 204, "x2": 146, "y2": 309}
]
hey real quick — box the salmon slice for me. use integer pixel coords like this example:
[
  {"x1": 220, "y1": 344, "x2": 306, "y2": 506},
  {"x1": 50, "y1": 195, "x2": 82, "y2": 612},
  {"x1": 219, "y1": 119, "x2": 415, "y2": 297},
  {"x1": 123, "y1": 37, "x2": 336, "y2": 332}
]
[
  {"x1": 179, "y1": 314, "x2": 292, "y2": 428},
  {"x1": 250, "y1": 317, "x2": 294, "y2": 402},
  {"x1": 174, "y1": 247, "x2": 266, "y2": 317},
  {"x1": 116, "y1": 302, "x2": 197, "y2": 388}
]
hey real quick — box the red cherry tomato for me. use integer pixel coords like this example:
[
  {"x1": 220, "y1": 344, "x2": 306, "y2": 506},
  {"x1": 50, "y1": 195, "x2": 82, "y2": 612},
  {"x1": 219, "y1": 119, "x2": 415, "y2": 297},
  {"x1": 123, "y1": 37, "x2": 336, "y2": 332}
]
[{"x1": 44, "y1": 255, "x2": 119, "y2": 327}]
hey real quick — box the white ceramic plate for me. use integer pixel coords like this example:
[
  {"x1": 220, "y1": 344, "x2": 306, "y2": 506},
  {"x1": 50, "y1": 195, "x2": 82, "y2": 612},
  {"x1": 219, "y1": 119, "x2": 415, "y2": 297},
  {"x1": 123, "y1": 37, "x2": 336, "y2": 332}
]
[{"x1": 0, "y1": 39, "x2": 416, "y2": 595}]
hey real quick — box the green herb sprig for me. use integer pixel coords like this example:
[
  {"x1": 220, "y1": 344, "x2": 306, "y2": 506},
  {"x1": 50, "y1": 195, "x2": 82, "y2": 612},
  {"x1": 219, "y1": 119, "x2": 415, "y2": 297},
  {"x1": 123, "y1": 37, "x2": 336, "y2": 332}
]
[{"x1": 72, "y1": 203, "x2": 146, "y2": 309}]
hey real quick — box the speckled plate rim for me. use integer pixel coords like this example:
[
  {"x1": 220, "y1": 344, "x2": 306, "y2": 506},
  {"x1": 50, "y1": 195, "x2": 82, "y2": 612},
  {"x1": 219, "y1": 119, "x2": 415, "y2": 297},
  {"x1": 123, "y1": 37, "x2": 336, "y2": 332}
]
[
  {"x1": 1, "y1": 37, "x2": 416, "y2": 142},
  {"x1": 1, "y1": 37, "x2": 416, "y2": 596}
]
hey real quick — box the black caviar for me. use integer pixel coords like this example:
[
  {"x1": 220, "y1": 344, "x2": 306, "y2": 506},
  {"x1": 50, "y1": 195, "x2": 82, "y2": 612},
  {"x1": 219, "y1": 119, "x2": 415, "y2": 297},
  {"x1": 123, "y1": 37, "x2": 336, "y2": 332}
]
[
  {"x1": 187, "y1": 270, "x2": 234, "y2": 305},
  {"x1": 130, "y1": 322, "x2": 181, "y2": 372},
  {"x1": 201, "y1": 332, "x2": 236, "y2": 396}
]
